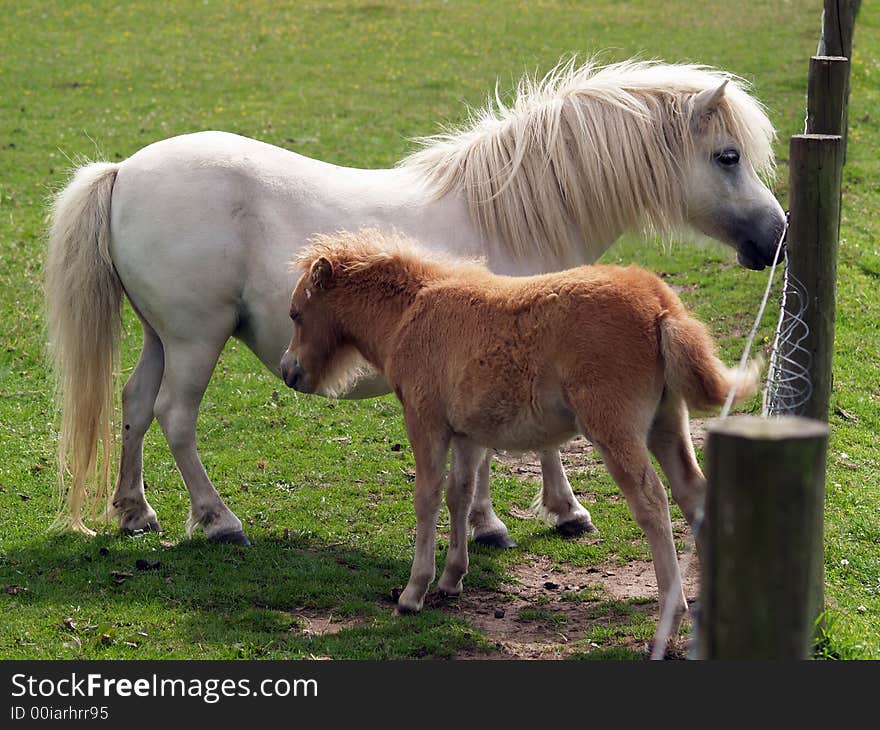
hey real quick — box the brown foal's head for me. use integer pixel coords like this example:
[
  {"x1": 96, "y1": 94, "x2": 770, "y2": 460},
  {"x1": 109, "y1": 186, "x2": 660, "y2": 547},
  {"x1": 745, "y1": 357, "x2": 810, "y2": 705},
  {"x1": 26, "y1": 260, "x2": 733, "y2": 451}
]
[{"x1": 280, "y1": 257, "x2": 343, "y2": 395}]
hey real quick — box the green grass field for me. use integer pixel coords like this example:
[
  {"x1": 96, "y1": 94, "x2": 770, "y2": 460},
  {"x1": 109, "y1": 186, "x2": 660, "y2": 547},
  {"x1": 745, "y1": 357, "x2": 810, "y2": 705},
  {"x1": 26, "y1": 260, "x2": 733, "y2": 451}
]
[{"x1": 1, "y1": 0, "x2": 877, "y2": 659}]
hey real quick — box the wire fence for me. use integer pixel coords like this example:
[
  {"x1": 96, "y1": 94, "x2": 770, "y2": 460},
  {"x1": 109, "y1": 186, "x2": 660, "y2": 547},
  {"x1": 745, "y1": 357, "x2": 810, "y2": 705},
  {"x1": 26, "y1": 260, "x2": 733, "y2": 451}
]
[{"x1": 763, "y1": 261, "x2": 813, "y2": 416}]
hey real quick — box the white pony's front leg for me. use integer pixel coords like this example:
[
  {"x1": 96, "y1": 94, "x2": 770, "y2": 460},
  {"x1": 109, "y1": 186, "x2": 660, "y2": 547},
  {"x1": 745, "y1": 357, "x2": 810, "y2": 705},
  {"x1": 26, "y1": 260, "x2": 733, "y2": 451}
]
[
  {"x1": 468, "y1": 452, "x2": 517, "y2": 548},
  {"x1": 531, "y1": 449, "x2": 598, "y2": 536},
  {"x1": 438, "y1": 438, "x2": 486, "y2": 596}
]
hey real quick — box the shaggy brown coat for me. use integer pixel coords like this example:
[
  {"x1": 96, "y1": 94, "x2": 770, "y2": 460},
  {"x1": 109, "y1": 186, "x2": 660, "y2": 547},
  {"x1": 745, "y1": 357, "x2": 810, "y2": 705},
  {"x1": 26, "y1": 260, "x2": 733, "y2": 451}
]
[{"x1": 281, "y1": 229, "x2": 757, "y2": 636}]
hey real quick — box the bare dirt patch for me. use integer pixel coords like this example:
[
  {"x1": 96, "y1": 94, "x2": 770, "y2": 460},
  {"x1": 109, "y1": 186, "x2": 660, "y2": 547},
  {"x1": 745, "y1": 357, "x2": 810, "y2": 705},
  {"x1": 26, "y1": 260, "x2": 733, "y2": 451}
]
[
  {"x1": 440, "y1": 555, "x2": 698, "y2": 659},
  {"x1": 291, "y1": 610, "x2": 362, "y2": 637},
  {"x1": 451, "y1": 428, "x2": 707, "y2": 659}
]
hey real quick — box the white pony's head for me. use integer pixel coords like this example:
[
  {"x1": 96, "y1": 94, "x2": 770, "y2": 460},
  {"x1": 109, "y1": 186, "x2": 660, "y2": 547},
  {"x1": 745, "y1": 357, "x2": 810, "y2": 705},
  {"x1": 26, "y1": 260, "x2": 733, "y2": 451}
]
[
  {"x1": 403, "y1": 58, "x2": 786, "y2": 270},
  {"x1": 681, "y1": 78, "x2": 786, "y2": 269}
]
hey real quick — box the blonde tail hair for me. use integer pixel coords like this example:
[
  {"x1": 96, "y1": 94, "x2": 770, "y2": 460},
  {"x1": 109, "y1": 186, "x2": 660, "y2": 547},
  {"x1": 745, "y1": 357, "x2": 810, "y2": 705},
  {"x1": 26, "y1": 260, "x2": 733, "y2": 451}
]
[{"x1": 45, "y1": 162, "x2": 122, "y2": 534}]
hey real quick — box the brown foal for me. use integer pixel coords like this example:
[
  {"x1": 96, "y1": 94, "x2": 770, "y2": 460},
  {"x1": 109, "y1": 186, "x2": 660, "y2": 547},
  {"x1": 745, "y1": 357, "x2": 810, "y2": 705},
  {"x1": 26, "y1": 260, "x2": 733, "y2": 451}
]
[{"x1": 280, "y1": 229, "x2": 758, "y2": 637}]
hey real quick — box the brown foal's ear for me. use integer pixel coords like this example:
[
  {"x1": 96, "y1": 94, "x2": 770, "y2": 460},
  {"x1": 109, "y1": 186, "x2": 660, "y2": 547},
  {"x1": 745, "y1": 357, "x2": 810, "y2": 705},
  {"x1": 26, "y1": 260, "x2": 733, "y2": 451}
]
[{"x1": 310, "y1": 257, "x2": 333, "y2": 289}]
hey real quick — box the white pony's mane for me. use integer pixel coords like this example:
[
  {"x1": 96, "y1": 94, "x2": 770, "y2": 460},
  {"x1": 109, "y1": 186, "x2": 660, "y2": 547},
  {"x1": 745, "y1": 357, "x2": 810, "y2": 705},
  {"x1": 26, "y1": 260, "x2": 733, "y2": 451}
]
[{"x1": 400, "y1": 58, "x2": 776, "y2": 262}]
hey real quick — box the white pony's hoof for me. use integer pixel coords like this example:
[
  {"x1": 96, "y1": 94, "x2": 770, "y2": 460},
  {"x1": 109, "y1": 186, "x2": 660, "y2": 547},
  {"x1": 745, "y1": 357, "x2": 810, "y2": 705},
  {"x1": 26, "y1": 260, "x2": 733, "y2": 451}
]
[
  {"x1": 396, "y1": 587, "x2": 425, "y2": 613},
  {"x1": 120, "y1": 512, "x2": 162, "y2": 535},
  {"x1": 207, "y1": 530, "x2": 251, "y2": 546},
  {"x1": 556, "y1": 516, "x2": 598, "y2": 537},
  {"x1": 437, "y1": 578, "x2": 464, "y2": 597},
  {"x1": 473, "y1": 530, "x2": 518, "y2": 549}
]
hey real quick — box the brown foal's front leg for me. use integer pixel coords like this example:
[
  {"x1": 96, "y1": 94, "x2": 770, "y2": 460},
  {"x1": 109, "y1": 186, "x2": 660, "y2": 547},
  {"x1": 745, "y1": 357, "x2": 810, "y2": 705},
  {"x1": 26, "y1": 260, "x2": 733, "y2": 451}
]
[{"x1": 397, "y1": 409, "x2": 451, "y2": 613}]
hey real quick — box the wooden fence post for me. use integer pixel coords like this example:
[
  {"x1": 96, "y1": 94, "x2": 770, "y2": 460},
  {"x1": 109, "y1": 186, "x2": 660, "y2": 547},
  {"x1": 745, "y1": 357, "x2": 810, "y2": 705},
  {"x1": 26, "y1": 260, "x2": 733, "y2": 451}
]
[
  {"x1": 777, "y1": 134, "x2": 843, "y2": 423},
  {"x1": 697, "y1": 416, "x2": 829, "y2": 659},
  {"x1": 817, "y1": 0, "x2": 860, "y2": 159},
  {"x1": 807, "y1": 55, "x2": 849, "y2": 135},
  {"x1": 818, "y1": 0, "x2": 860, "y2": 58}
]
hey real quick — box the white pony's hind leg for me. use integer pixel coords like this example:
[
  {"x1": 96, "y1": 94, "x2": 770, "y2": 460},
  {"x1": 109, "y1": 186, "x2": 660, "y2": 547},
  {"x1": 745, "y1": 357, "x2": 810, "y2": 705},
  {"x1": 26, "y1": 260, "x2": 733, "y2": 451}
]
[
  {"x1": 153, "y1": 335, "x2": 249, "y2": 545},
  {"x1": 110, "y1": 321, "x2": 164, "y2": 533},
  {"x1": 468, "y1": 452, "x2": 517, "y2": 549},
  {"x1": 531, "y1": 449, "x2": 597, "y2": 536}
]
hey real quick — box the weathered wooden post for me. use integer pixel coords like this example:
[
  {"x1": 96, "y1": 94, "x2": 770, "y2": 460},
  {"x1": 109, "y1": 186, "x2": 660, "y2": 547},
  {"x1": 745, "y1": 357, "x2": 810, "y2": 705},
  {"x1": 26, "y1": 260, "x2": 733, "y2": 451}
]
[
  {"x1": 818, "y1": 0, "x2": 859, "y2": 59},
  {"x1": 697, "y1": 417, "x2": 829, "y2": 659},
  {"x1": 806, "y1": 56, "x2": 849, "y2": 136},
  {"x1": 805, "y1": 56, "x2": 849, "y2": 241},
  {"x1": 778, "y1": 134, "x2": 843, "y2": 423},
  {"x1": 817, "y1": 0, "x2": 860, "y2": 158}
]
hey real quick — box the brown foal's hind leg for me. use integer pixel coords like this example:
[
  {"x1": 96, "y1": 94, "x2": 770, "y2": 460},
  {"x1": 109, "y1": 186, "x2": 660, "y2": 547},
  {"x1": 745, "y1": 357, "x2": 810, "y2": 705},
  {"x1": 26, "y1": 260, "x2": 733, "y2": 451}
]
[
  {"x1": 597, "y1": 439, "x2": 688, "y2": 639},
  {"x1": 438, "y1": 437, "x2": 486, "y2": 596},
  {"x1": 567, "y1": 381, "x2": 691, "y2": 640},
  {"x1": 647, "y1": 393, "x2": 706, "y2": 530},
  {"x1": 111, "y1": 321, "x2": 164, "y2": 534}
]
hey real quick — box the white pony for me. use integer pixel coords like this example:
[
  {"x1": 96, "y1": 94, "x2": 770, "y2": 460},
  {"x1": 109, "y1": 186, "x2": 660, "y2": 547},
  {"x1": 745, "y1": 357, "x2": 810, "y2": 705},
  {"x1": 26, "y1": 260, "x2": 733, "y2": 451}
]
[{"x1": 46, "y1": 59, "x2": 784, "y2": 546}]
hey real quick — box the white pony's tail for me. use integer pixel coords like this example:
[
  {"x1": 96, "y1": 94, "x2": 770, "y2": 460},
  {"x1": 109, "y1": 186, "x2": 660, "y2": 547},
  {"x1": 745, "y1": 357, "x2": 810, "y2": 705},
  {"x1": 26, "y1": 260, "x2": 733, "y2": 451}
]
[{"x1": 46, "y1": 162, "x2": 122, "y2": 535}]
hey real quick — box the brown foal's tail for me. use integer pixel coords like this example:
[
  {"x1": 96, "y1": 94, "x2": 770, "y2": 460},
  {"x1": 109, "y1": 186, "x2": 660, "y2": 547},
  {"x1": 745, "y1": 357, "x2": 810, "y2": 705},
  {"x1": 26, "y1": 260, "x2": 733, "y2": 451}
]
[
  {"x1": 658, "y1": 309, "x2": 761, "y2": 413},
  {"x1": 45, "y1": 162, "x2": 122, "y2": 535}
]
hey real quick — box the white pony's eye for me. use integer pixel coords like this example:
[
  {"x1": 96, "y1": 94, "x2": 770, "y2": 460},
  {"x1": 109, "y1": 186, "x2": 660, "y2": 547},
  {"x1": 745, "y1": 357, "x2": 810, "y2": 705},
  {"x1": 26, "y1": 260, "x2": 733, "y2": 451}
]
[{"x1": 714, "y1": 149, "x2": 740, "y2": 167}]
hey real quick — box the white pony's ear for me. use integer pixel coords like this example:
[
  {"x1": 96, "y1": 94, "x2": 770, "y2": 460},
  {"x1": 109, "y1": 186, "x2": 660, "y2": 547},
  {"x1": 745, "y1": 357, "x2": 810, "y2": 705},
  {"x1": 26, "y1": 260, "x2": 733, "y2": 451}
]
[
  {"x1": 691, "y1": 79, "x2": 728, "y2": 131},
  {"x1": 310, "y1": 257, "x2": 333, "y2": 289}
]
